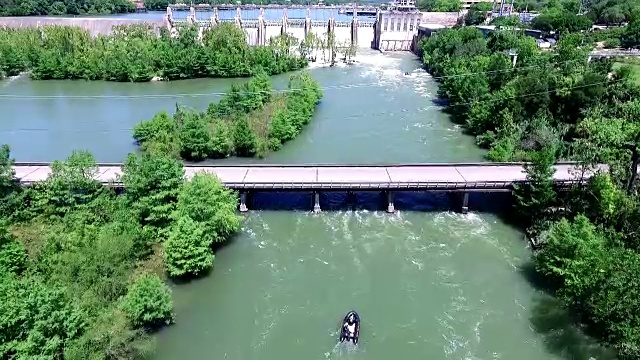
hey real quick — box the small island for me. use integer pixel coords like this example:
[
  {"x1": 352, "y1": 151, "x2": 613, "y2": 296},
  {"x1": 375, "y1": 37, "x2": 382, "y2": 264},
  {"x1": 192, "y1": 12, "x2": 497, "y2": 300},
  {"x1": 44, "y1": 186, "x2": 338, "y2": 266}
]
[{"x1": 132, "y1": 71, "x2": 323, "y2": 159}]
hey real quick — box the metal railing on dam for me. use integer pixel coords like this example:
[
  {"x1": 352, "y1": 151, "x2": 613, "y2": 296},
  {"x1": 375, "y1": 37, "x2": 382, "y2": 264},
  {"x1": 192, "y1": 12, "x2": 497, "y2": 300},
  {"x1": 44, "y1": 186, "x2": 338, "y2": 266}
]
[{"x1": 13, "y1": 162, "x2": 605, "y2": 213}]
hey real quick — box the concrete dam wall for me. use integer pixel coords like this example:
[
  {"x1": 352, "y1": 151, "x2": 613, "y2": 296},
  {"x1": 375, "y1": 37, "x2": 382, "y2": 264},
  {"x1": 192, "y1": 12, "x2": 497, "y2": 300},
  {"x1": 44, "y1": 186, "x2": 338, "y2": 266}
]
[{"x1": 0, "y1": 17, "x2": 166, "y2": 36}]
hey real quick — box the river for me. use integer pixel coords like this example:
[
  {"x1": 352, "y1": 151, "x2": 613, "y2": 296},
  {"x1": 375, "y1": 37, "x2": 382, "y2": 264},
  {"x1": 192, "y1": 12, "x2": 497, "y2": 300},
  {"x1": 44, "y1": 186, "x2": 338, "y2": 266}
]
[{"x1": 0, "y1": 50, "x2": 613, "y2": 359}]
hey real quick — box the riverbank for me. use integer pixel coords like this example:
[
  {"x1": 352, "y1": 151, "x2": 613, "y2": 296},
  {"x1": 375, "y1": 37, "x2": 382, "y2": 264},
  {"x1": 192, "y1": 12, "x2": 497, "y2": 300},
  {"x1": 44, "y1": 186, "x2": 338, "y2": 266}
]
[
  {"x1": 419, "y1": 26, "x2": 640, "y2": 357},
  {"x1": 0, "y1": 146, "x2": 243, "y2": 358}
]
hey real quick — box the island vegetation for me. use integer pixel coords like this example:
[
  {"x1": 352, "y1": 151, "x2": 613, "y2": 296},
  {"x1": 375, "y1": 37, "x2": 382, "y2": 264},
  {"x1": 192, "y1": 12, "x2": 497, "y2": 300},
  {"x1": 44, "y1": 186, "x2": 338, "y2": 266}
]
[
  {"x1": 132, "y1": 70, "x2": 322, "y2": 160},
  {"x1": 420, "y1": 13, "x2": 640, "y2": 357},
  {"x1": 0, "y1": 144, "x2": 242, "y2": 358},
  {"x1": 0, "y1": 23, "x2": 307, "y2": 82}
]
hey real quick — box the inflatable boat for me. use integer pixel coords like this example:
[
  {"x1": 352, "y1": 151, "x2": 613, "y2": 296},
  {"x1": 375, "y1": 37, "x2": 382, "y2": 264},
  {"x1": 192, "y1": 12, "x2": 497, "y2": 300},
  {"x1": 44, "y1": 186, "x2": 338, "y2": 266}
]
[{"x1": 339, "y1": 311, "x2": 360, "y2": 345}]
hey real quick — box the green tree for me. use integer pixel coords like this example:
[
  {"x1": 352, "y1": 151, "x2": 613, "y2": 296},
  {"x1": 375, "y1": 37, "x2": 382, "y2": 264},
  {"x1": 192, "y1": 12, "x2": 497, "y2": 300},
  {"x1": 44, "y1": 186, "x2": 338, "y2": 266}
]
[
  {"x1": 33, "y1": 150, "x2": 104, "y2": 217},
  {"x1": 233, "y1": 118, "x2": 257, "y2": 157},
  {"x1": 175, "y1": 173, "x2": 241, "y2": 242},
  {"x1": 0, "y1": 222, "x2": 27, "y2": 275},
  {"x1": 120, "y1": 153, "x2": 184, "y2": 236},
  {"x1": 164, "y1": 215, "x2": 214, "y2": 278},
  {"x1": 120, "y1": 273, "x2": 174, "y2": 329},
  {"x1": 513, "y1": 145, "x2": 558, "y2": 223},
  {"x1": 621, "y1": 19, "x2": 640, "y2": 49},
  {"x1": 178, "y1": 111, "x2": 214, "y2": 161}
]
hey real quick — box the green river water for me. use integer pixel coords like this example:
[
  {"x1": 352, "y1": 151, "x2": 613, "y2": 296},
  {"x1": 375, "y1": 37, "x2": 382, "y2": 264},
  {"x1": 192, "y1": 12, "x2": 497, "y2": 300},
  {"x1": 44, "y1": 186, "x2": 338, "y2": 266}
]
[{"x1": 0, "y1": 50, "x2": 614, "y2": 360}]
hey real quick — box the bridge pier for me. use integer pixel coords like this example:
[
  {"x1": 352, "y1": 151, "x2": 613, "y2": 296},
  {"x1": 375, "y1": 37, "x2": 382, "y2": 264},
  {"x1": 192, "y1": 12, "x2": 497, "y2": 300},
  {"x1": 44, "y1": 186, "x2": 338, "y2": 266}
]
[
  {"x1": 235, "y1": 7, "x2": 242, "y2": 28},
  {"x1": 187, "y1": 6, "x2": 196, "y2": 24},
  {"x1": 351, "y1": 7, "x2": 358, "y2": 49},
  {"x1": 385, "y1": 191, "x2": 395, "y2": 213},
  {"x1": 257, "y1": 8, "x2": 266, "y2": 46},
  {"x1": 304, "y1": 8, "x2": 311, "y2": 40},
  {"x1": 281, "y1": 8, "x2": 288, "y2": 36},
  {"x1": 459, "y1": 192, "x2": 469, "y2": 214},
  {"x1": 313, "y1": 191, "x2": 321, "y2": 213},
  {"x1": 239, "y1": 192, "x2": 249, "y2": 213}
]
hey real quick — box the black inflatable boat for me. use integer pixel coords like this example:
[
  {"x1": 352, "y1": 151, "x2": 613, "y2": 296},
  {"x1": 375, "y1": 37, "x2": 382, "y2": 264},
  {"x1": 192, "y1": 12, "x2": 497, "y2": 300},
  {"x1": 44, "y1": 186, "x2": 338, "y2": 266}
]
[{"x1": 339, "y1": 311, "x2": 360, "y2": 345}]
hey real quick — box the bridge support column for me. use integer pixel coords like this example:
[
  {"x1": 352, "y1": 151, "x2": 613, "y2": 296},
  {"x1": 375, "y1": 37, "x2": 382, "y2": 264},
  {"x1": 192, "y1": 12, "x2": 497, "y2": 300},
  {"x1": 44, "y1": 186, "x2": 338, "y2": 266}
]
[
  {"x1": 187, "y1": 6, "x2": 196, "y2": 24},
  {"x1": 235, "y1": 7, "x2": 242, "y2": 28},
  {"x1": 328, "y1": 10, "x2": 336, "y2": 63},
  {"x1": 239, "y1": 192, "x2": 248, "y2": 213},
  {"x1": 351, "y1": 15, "x2": 358, "y2": 49},
  {"x1": 165, "y1": 6, "x2": 174, "y2": 31},
  {"x1": 313, "y1": 191, "x2": 321, "y2": 213},
  {"x1": 210, "y1": 7, "x2": 219, "y2": 28},
  {"x1": 460, "y1": 192, "x2": 469, "y2": 214},
  {"x1": 257, "y1": 8, "x2": 266, "y2": 46},
  {"x1": 304, "y1": 7, "x2": 311, "y2": 39},
  {"x1": 281, "y1": 8, "x2": 288, "y2": 36},
  {"x1": 386, "y1": 191, "x2": 395, "y2": 213}
]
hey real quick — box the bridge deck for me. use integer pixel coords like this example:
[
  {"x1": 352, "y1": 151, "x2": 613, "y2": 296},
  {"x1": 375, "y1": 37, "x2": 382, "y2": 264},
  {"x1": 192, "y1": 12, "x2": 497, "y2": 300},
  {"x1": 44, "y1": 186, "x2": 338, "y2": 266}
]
[{"x1": 12, "y1": 163, "x2": 605, "y2": 191}]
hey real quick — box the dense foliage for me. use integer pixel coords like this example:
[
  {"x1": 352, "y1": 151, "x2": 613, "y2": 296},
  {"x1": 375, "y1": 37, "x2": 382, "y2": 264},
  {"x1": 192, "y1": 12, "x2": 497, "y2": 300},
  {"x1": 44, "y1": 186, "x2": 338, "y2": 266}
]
[
  {"x1": 133, "y1": 70, "x2": 323, "y2": 160},
  {"x1": 0, "y1": 23, "x2": 307, "y2": 82},
  {"x1": 416, "y1": 0, "x2": 460, "y2": 12},
  {"x1": 420, "y1": 23, "x2": 640, "y2": 357},
  {"x1": 0, "y1": 0, "x2": 134, "y2": 16},
  {"x1": 0, "y1": 146, "x2": 242, "y2": 358}
]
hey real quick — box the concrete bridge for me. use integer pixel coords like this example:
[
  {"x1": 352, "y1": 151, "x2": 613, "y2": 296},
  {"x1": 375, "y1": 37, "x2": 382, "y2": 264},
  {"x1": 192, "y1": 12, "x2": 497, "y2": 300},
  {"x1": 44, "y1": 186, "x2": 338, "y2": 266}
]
[{"x1": 12, "y1": 162, "x2": 604, "y2": 214}]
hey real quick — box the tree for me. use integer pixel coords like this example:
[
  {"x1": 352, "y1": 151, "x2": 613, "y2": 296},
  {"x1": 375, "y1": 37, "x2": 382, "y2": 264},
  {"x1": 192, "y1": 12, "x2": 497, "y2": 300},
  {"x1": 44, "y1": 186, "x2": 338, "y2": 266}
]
[
  {"x1": 33, "y1": 150, "x2": 104, "y2": 217},
  {"x1": 621, "y1": 19, "x2": 640, "y2": 49},
  {"x1": 120, "y1": 273, "x2": 174, "y2": 329},
  {"x1": 175, "y1": 173, "x2": 241, "y2": 242},
  {"x1": 120, "y1": 153, "x2": 184, "y2": 235},
  {"x1": 0, "y1": 222, "x2": 26, "y2": 275},
  {"x1": 178, "y1": 111, "x2": 213, "y2": 161},
  {"x1": 513, "y1": 145, "x2": 558, "y2": 223},
  {"x1": 232, "y1": 118, "x2": 257, "y2": 157},
  {"x1": 416, "y1": 0, "x2": 461, "y2": 11},
  {"x1": 0, "y1": 144, "x2": 18, "y2": 218},
  {"x1": 164, "y1": 216, "x2": 214, "y2": 278}
]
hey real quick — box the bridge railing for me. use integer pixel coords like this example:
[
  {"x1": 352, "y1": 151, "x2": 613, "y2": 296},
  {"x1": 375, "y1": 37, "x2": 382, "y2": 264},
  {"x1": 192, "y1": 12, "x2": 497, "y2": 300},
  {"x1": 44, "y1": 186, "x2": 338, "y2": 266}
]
[{"x1": 11, "y1": 161, "x2": 596, "y2": 168}]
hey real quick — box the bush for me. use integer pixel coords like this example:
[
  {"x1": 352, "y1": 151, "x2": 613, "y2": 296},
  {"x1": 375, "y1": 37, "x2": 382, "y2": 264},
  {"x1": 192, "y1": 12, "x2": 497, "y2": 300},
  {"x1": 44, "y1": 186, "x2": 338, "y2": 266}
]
[
  {"x1": 164, "y1": 216, "x2": 214, "y2": 278},
  {"x1": 603, "y1": 38, "x2": 621, "y2": 48},
  {"x1": 120, "y1": 273, "x2": 174, "y2": 329}
]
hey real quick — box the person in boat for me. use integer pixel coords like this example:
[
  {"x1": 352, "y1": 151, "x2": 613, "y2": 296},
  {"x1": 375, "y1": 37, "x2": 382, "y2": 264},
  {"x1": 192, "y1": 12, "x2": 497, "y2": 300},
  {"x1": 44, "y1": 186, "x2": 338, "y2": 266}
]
[{"x1": 343, "y1": 313, "x2": 357, "y2": 338}]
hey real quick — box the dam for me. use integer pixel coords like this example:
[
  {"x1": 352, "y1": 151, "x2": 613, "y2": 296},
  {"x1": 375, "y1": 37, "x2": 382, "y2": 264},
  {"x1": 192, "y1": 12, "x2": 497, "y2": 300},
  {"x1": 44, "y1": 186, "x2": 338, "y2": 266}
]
[
  {"x1": 0, "y1": 7, "x2": 462, "y2": 51},
  {"x1": 169, "y1": 6, "x2": 376, "y2": 49}
]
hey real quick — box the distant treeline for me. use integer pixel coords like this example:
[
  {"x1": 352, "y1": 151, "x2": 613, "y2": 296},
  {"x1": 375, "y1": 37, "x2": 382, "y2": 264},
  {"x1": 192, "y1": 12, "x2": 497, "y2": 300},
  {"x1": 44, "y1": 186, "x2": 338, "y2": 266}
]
[
  {"x1": 0, "y1": 0, "x2": 135, "y2": 16},
  {"x1": 0, "y1": 23, "x2": 307, "y2": 82}
]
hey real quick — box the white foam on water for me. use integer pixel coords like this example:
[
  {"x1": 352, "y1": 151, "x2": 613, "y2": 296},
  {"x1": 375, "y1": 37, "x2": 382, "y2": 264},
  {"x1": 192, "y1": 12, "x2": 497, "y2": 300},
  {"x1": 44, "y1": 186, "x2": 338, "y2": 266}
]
[{"x1": 0, "y1": 72, "x2": 26, "y2": 87}]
